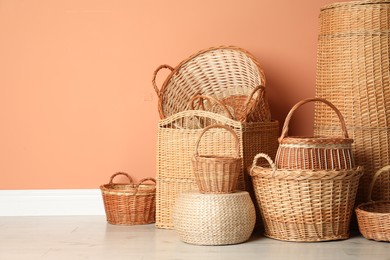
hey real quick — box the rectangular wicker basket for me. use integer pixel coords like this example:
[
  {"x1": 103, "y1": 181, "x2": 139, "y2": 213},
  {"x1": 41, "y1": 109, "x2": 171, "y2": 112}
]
[{"x1": 156, "y1": 110, "x2": 279, "y2": 229}]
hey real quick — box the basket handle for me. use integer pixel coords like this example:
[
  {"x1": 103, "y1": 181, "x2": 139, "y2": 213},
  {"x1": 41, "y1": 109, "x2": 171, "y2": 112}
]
[
  {"x1": 250, "y1": 153, "x2": 276, "y2": 175},
  {"x1": 241, "y1": 85, "x2": 266, "y2": 122},
  {"x1": 188, "y1": 94, "x2": 234, "y2": 119},
  {"x1": 279, "y1": 97, "x2": 349, "y2": 141},
  {"x1": 136, "y1": 177, "x2": 157, "y2": 188},
  {"x1": 367, "y1": 165, "x2": 390, "y2": 202},
  {"x1": 194, "y1": 124, "x2": 240, "y2": 158},
  {"x1": 152, "y1": 64, "x2": 174, "y2": 97},
  {"x1": 109, "y1": 172, "x2": 134, "y2": 185}
]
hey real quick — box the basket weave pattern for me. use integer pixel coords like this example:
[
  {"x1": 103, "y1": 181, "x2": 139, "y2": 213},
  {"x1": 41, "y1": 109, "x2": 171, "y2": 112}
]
[
  {"x1": 156, "y1": 110, "x2": 279, "y2": 229},
  {"x1": 315, "y1": 0, "x2": 390, "y2": 202},
  {"x1": 192, "y1": 124, "x2": 242, "y2": 193},
  {"x1": 251, "y1": 153, "x2": 363, "y2": 242},
  {"x1": 276, "y1": 98, "x2": 354, "y2": 170},
  {"x1": 173, "y1": 191, "x2": 256, "y2": 245},
  {"x1": 152, "y1": 46, "x2": 271, "y2": 122},
  {"x1": 100, "y1": 173, "x2": 156, "y2": 225},
  {"x1": 356, "y1": 165, "x2": 390, "y2": 242}
]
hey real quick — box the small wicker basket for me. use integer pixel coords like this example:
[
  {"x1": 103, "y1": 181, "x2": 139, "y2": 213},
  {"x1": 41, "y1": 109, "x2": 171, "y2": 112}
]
[
  {"x1": 100, "y1": 172, "x2": 156, "y2": 225},
  {"x1": 250, "y1": 153, "x2": 363, "y2": 242},
  {"x1": 275, "y1": 98, "x2": 354, "y2": 170},
  {"x1": 192, "y1": 124, "x2": 242, "y2": 193},
  {"x1": 356, "y1": 165, "x2": 390, "y2": 242}
]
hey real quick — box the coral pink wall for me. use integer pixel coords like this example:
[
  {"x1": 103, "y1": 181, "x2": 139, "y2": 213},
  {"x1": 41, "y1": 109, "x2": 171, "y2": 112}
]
[{"x1": 0, "y1": 0, "x2": 349, "y2": 189}]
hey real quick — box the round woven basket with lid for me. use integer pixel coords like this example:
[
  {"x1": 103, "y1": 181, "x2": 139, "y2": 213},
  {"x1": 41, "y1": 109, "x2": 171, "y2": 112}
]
[{"x1": 275, "y1": 98, "x2": 354, "y2": 170}]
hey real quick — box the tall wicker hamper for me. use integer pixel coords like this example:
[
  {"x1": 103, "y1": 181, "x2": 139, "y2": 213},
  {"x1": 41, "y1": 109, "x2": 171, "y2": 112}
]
[
  {"x1": 250, "y1": 153, "x2": 363, "y2": 242},
  {"x1": 315, "y1": 0, "x2": 390, "y2": 203},
  {"x1": 156, "y1": 110, "x2": 279, "y2": 229}
]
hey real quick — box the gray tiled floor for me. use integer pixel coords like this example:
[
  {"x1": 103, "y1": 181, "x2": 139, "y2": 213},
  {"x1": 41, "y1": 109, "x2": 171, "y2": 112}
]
[{"x1": 0, "y1": 216, "x2": 389, "y2": 260}]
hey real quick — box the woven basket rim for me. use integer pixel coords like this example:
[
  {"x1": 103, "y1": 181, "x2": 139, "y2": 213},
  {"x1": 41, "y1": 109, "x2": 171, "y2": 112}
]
[
  {"x1": 193, "y1": 155, "x2": 242, "y2": 160},
  {"x1": 321, "y1": 0, "x2": 390, "y2": 11},
  {"x1": 356, "y1": 200, "x2": 390, "y2": 215},
  {"x1": 279, "y1": 136, "x2": 354, "y2": 145},
  {"x1": 100, "y1": 183, "x2": 156, "y2": 193},
  {"x1": 250, "y1": 166, "x2": 363, "y2": 180}
]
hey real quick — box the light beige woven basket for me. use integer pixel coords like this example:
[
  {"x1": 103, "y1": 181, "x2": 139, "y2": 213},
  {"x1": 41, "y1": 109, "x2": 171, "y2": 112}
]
[
  {"x1": 100, "y1": 172, "x2": 156, "y2": 225},
  {"x1": 275, "y1": 98, "x2": 354, "y2": 170},
  {"x1": 315, "y1": 0, "x2": 390, "y2": 202},
  {"x1": 250, "y1": 153, "x2": 363, "y2": 242},
  {"x1": 192, "y1": 124, "x2": 242, "y2": 194},
  {"x1": 156, "y1": 110, "x2": 279, "y2": 229},
  {"x1": 152, "y1": 46, "x2": 271, "y2": 122},
  {"x1": 173, "y1": 191, "x2": 256, "y2": 245},
  {"x1": 356, "y1": 165, "x2": 390, "y2": 242}
]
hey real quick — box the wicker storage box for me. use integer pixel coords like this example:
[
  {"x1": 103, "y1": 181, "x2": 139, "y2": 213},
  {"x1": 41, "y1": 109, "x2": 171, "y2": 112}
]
[
  {"x1": 100, "y1": 173, "x2": 156, "y2": 225},
  {"x1": 152, "y1": 46, "x2": 271, "y2": 122},
  {"x1": 173, "y1": 191, "x2": 256, "y2": 245},
  {"x1": 315, "y1": 0, "x2": 390, "y2": 202},
  {"x1": 250, "y1": 153, "x2": 363, "y2": 242},
  {"x1": 156, "y1": 110, "x2": 279, "y2": 229},
  {"x1": 192, "y1": 124, "x2": 242, "y2": 193},
  {"x1": 356, "y1": 165, "x2": 390, "y2": 242},
  {"x1": 276, "y1": 98, "x2": 354, "y2": 170}
]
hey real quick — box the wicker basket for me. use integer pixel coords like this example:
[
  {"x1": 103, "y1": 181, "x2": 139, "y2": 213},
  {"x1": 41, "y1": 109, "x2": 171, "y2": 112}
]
[
  {"x1": 250, "y1": 153, "x2": 363, "y2": 242},
  {"x1": 275, "y1": 98, "x2": 354, "y2": 170},
  {"x1": 152, "y1": 46, "x2": 271, "y2": 122},
  {"x1": 156, "y1": 110, "x2": 279, "y2": 229},
  {"x1": 100, "y1": 172, "x2": 156, "y2": 225},
  {"x1": 192, "y1": 124, "x2": 242, "y2": 193},
  {"x1": 356, "y1": 165, "x2": 390, "y2": 242},
  {"x1": 173, "y1": 191, "x2": 256, "y2": 245},
  {"x1": 315, "y1": 0, "x2": 390, "y2": 202}
]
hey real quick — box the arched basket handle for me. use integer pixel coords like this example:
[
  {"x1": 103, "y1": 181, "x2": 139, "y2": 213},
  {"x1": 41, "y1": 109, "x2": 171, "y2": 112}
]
[
  {"x1": 108, "y1": 172, "x2": 133, "y2": 185},
  {"x1": 279, "y1": 97, "x2": 349, "y2": 141},
  {"x1": 367, "y1": 165, "x2": 390, "y2": 201},
  {"x1": 250, "y1": 153, "x2": 276, "y2": 175},
  {"x1": 241, "y1": 85, "x2": 267, "y2": 122},
  {"x1": 136, "y1": 177, "x2": 157, "y2": 188},
  {"x1": 152, "y1": 64, "x2": 174, "y2": 97},
  {"x1": 188, "y1": 94, "x2": 234, "y2": 119},
  {"x1": 194, "y1": 124, "x2": 240, "y2": 158}
]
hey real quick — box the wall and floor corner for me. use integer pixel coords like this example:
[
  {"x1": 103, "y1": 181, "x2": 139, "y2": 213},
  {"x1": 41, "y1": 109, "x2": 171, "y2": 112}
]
[{"x1": 0, "y1": 0, "x2": 350, "y2": 216}]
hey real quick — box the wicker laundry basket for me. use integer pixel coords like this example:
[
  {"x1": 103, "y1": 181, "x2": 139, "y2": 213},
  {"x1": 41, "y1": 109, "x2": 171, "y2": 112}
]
[
  {"x1": 156, "y1": 110, "x2": 279, "y2": 229},
  {"x1": 192, "y1": 124, "x2": 242, "y2": 193},
  {"x1": 356, "y1": 165, "x2": 390, "y2": 242},
  {"x1": 100, "y1": 172, "x2": 156, "y2": 225},
  {"x1": 315, "y1": 0, "x2": 390, "y2": 202},
  {"x1": 152, "y1": 46, "x2": 271, "y2": 122},
  {"x1": 250, "y1": 153, "x2": 363, "y2": 242},
  {"x1": 173, "y1": 191, "x2": 256, "y2": 245},
  {"x1": 275, "y1": 98, "x2": 354, "y2": 170}
]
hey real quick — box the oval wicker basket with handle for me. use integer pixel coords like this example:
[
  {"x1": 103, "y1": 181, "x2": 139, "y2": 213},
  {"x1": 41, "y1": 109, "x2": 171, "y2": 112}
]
[
  {"x1": 250, "y1": 153, "x2": 363, "y2": 242},
  {"x1": 192, "y1": 124, "x2": 242, "y2": 193},
  {"x1": 275, "y1": 97, "x2": 354, "y2": 170},
  {"x1": 152, "y1": 46, "x2": 271, "y2": 122},
  {"x1": 356, "y1": 165, "x2": 390, "y2": 242},
  {"x1": 100, "y1": 172, "x2": 156, "y2": 225}
]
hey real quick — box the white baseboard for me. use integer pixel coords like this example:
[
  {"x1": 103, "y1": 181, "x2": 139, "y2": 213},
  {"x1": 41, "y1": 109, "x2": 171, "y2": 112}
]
[{"x1": 0, "y1": 189, "x2": 105, "y2": 216}]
